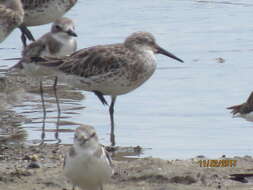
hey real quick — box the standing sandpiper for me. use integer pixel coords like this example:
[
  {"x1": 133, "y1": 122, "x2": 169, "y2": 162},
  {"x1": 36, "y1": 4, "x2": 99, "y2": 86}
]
[
  {"x1": 0, "y1": 0, "x2": 24, "y2": 43},
  {"x1": 64, "y1": 125, "x2": 113, "y2": 190},
  {"x1": 20, "y1": 0, "x2": 77, "y2": 46},
  {"x1": 16, "y1": 31, "x2": 184, "y2": 146},
  {"x1": 227, "y1": 92, "x2": 253, "y2": 122}
]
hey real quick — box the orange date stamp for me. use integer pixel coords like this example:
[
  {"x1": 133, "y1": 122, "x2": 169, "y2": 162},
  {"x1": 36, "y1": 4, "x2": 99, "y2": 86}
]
[{"x1": 198, "y1": 160, "x2": 237, "y2": 167}]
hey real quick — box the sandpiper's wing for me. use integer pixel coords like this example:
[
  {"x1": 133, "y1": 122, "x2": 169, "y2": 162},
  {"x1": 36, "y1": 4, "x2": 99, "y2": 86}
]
[
  {"x1": 245, "y1": 91, "x2": 253, "y2": 105},
  {"x1": 37, "y1": 44, "x2": 128, "y2": 79},
  {"x1": 93, "y1": 145, "x2": 113, "y2": 169},
  {"x1": 63, "y1": 146, "x2": 76, "y2": 168},
  {"x1": 240, "y1": 91, "x2": 253, "y2": 114},
  {"x1": 21, "y1": 0, "x2": 77, "y2": 11},
  {"x1": 0, "y1": 3, "x2": 24, "y2": 42},
  {"x1": 22, "y1": 39, "x2": 46, "y2": 57}
]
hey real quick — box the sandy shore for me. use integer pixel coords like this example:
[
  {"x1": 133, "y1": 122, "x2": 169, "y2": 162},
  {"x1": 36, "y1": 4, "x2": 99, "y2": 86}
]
[{"x1": 0, "y1": 143, "x2": 253, "y2": 190}]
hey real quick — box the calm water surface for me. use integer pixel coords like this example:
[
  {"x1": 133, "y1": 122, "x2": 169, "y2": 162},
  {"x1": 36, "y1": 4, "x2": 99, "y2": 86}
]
[{"x1": 1, "y1": 0, "x2": 253, "y2": 159}]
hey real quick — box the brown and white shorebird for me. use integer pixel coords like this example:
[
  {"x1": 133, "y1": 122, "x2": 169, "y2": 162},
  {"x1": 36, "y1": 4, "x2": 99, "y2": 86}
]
[
  {"x1": 22, "y1": 17, "x2": 77, "y2": 58},
  {"x1": 0, "y1": 0, "x2": 24, "y2": 43},
  {"x1": 64, "y1": 125, "x2": 113, "y2": 190},
  {"x1": 16, "y1": 31, "x2": 184, "y2": 146},
  {"x1": 20, "y1": 0, "x2": 77, "y2": 46},
  {"x1": 227, "y1": 92, "x2": 253, "y2": 122}
]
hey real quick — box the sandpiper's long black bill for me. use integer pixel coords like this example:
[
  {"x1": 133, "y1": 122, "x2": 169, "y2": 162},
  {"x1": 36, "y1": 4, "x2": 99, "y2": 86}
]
[
  {"x1": 67, "y1": 30, "x2": 78, "y2": 37},
  {"x1": 156, "y1": 46, "x2": 184, "y2": 63}
]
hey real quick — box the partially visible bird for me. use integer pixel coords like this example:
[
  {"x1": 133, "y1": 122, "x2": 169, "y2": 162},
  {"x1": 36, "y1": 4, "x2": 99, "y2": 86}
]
[
  {"x1": 20, "y1": 0, "x2": 78, "y2": 46},
  {"x1": 22, "y1": 17, "x2": 77, "y2": 59},
  {"x1": 227, "y1": 91, "x2": 253, "y2": 122},
  {"x1": 64, "y1": 125, "x2": 113, "y2": 190},
  {"x1": 0, "y1": 0, "x2": 24, "y2": 43},
  {"x1": 11, "y1": 17, "x2": 77, "y2": 144}
]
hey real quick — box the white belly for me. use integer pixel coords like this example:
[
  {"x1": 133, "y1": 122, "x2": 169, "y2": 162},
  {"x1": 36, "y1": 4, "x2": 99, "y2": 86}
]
[
  {"x1": 57, "y1": 39, "x2": 76, "y2": 56},
  {"x1": 23, "y1": 1, "x2": 71, "y2": 26}
]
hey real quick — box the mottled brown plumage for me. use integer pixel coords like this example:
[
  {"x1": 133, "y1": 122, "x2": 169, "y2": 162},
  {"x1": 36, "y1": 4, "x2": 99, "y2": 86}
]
[
  {"x1": 0, "y1": 0, "x2": 24, "y2": 42},
  {"x1": 21, "y1": 0, "x2": 77, "y2": 26},
  {"x1": 19, "y1": 31, "x2": 183, "y2": 146}
]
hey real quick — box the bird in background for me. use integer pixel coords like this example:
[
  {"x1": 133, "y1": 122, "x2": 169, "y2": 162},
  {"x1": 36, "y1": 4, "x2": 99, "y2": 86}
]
[
  {"x1": 20, "y1": 0, "x2": 78, "y2": 46},
  {"x1": 22, "y1": 17, "x2": 77, "y2": 59},
  {"x1": 64, "y1": 125, "x2": 113, "y2": 190},
  {"x1": 14, "y1": 31, "x2": 184, "y2": 146},
  {"x1": 227, "y1": 91, "x2": 253, "y2": 122},
  {"x1": 0, "y1": 0, "x2": 24, "y2": 43}
]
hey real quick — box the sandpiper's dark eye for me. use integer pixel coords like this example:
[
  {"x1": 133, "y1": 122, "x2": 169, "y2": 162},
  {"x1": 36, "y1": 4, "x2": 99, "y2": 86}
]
[{"x1": 90, "y1": 132, "x2": 96, "y2": 138}]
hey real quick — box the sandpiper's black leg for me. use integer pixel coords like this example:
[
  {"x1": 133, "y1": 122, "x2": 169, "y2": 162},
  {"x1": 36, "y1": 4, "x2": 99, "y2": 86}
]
[
  {"x1": 100, "y1": 184, "x2": 103, "y2": 190},
  {"x1": 72, "y1": 185, "x2": 76, "y2": 190},
  {"x1": 40, "y1": 81, "x2": 46, "y2": 144},
  {"x1": 109, "y1": 96, "x2": 116, "y2": 146},
  {"x1": 93, "y1": 91, "x2": 108, "y2": 105},
  {"x1": 21, "y1": 32, "x2": 27, "y2": 47},
  {"x1": 53, "y1": 76, "x2": 61, "y2": 144},
  {"x1": 19, "y1": 25, "x2": 35, "y2": 47}
]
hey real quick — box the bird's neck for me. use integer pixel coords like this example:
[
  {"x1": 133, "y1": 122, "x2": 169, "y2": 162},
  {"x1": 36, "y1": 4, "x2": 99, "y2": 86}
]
[
  {"x1": 52, "y1": 33, "x2": 73, "y2": 43},
  {"x1": 74, "y1": 142, "x2": 99, "y2": 156}
]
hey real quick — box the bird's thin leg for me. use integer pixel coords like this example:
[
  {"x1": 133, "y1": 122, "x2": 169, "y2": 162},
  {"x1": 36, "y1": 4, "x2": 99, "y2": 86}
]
[
  {"x1": 21, "y1": 32, "x2": 27, "y2": 47},
  {"x1": 72, "y1": 185, "x2": 76, "y2": 190},
  {"x1": 100, "y1": 184, "x2": 103, "y2": 190},
  {"x1": 40, "y1": 80, "x2": 46, "y2": 144},
  {"x1": 109, "y1": 96, "x2": 117, "y2": 146},
  {"x1": 19, "y1": 25, "x2": 35, "y2": 47},
  {"x1": 53, "y1": 76, "x2": 61, "y2": 144},
  {"x1": 93, "y1": 91, "x2": 108, "y2": 105}
]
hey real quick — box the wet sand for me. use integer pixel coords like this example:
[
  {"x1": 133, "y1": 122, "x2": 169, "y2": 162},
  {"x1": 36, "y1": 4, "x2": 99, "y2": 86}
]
[{"x1": 0, "y1": 143, "x2": 253, "y2": 190}]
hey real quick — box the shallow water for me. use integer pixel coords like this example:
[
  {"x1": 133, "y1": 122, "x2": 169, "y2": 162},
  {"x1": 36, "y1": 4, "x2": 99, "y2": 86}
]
[{"x1": 1, "y1": 0, "x2": 253, "y2": 159}]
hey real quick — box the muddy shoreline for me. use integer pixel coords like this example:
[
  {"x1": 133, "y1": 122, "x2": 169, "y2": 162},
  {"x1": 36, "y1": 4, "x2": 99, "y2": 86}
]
[{"x1": 0, "y1": 143, "x2": 253, "y2": 190}]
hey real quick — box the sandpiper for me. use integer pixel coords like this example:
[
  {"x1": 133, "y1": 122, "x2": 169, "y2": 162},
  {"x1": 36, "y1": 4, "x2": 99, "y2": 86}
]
[
  {"x1": 16, "y1": 31, "x2": 184, "y2": 146},
  {"x1": 0, "y1": 0, "x2": 24, "y2": 43},
  {"x1": 64, "y1": 125, "x2": 113, "y2": 190},
  {"x1": 227, "y1": 91, "x2": 253, "y2": 122},
  {"x1": 22, "y1": 17, "x2": 77, "y2": 58},
  {"x1": 20, "y1": 0, "x2": 77, "y2": 46}
]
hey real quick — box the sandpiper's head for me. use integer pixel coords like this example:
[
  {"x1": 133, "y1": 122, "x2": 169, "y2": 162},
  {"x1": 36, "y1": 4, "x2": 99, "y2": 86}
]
[
  {"x1": 124, "y1": 32, "x2": 183, "y2": 63},
  {"x1": 74, "y1": 125, "x2": 99, "y2": 148},
  {"x1": 51, "y1": 17, "x2": 77, "y2": 38}
]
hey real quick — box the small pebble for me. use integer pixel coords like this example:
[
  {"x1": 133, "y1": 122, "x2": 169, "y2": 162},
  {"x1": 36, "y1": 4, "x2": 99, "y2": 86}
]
[{"x1": 27, "y1": 162, "x2": 40, "y2": 169}]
